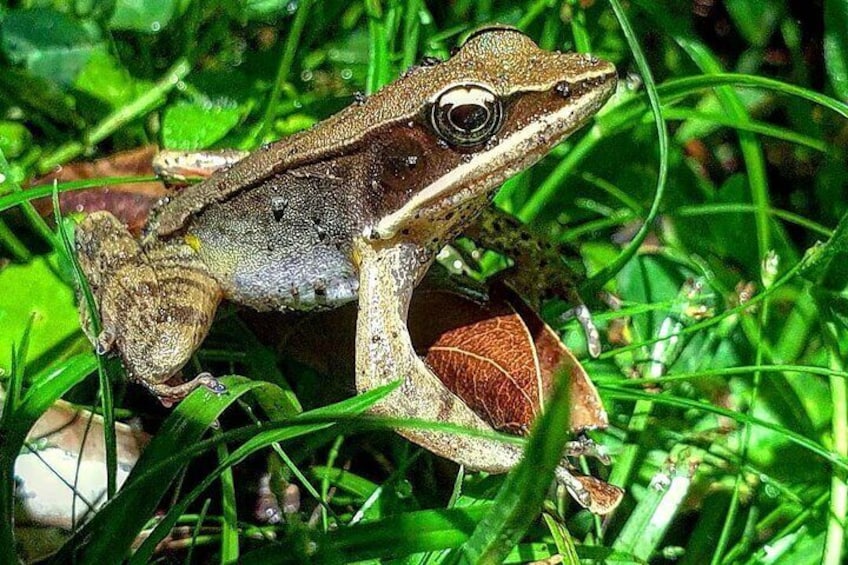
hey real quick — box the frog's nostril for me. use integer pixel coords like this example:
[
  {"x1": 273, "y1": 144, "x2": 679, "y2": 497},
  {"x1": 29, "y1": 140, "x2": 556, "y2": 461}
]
[{"x1": 555, "y1": 81, "x2": 571, "y2": 99}]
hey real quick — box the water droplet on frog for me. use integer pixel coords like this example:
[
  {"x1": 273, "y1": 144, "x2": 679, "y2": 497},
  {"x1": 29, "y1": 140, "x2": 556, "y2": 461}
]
[
  {"x1": 300, "y1": 69, "x2": 313, "y2": 82},
  {"x1": 340, "y1": 68, "x2": 353, "y2": 81},
  {"x1": 353, "y1": 91, "x2": 367, "y2": 105},
  {"x1": 406, "y1": 155, "x2": 418, "y2": 167},
  {"x1": 261, "y1": 142, "x2": 272, "y2": 151},
  {"x1": 271, "y1": 197, "x2": 288, "y2": 221},
  {"x1": 151, "y1": 21, "x2": 161, "y2": 32},
  {"x1": 286, "y1": 0, "x2": 298, "y2": 14},
  {"x1": 555, "y1": 81, "x2": 571, "y2": 98},
  {"x1": 0, "y1": 173, "x2": 6, "y2": 184}
]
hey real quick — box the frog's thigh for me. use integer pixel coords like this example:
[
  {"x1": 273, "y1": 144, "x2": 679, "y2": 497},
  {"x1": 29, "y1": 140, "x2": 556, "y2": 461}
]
[
  {"x1": 465, "y1": 207, "x2": 600, "y2": 356},
  {"x1": 354, "y1": 239, "x2": 524, "y2": 473},
  {"x1": 76, "y1": 212, "x2": 223, "y2": 402}
]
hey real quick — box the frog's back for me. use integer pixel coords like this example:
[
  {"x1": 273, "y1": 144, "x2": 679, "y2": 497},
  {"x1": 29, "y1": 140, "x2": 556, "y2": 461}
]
[{"x1": 180, "y1": 157, "x2": 365, "y2": 312}]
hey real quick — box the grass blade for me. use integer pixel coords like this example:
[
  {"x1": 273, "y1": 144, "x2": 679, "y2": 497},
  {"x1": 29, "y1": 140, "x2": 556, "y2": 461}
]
[{"x1": 447, "y1": 366, "x2": 574, "y2": 564}]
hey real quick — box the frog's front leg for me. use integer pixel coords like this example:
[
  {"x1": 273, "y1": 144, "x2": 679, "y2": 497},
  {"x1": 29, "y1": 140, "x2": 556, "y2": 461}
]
[
  {"x1": 75, "y1": 211, "x2": 225, "y2": 404},
  {"x1": 353, "y1": 238, "x2": 621, "y2": 513},
  {"x1": 464, "y1": 207, "x2": 601, "y2": 357}
]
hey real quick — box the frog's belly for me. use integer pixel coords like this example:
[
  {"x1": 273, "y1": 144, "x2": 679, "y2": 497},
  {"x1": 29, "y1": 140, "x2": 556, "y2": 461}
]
[{"x1": 187, "y1": 218, "x2": 360, "y2": 313}]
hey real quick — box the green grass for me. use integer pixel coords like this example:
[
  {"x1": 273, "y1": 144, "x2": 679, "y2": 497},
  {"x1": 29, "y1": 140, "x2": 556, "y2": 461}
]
[{"x1": 2, "y1": 0, "x2": 848, "y2": 563}]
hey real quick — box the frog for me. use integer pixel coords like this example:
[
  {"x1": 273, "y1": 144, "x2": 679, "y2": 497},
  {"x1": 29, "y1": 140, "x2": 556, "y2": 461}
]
[{"x1": 75, "y1": 27, "x2": 621, "y2": 513}]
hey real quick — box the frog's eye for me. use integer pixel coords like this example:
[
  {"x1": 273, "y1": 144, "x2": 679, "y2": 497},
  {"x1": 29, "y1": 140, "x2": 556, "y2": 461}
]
[{"x1": 430, "y1": 84, "x2": 503, "y2": 147}]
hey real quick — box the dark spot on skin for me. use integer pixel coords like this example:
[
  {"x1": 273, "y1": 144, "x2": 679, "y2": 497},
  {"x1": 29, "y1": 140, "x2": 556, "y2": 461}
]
[
  {"x1": 444, "y1": 211, "x2": 455, "y2": 221},
  {"x1": 555, "y1": 81, "x2": 571, "y2": 98},
  {"x1": 314, "y1": 280, "x2": 327, "y2": 296},
  {"x1": 372, "y1": 335, "x2": 381, "y2": 343},
  {"x1": 354, "y1": 91, "x2": 367, "y2": 104},
  {"x1": 401, "y1": 228, "x2": 410, "y2": 236},
  {"x1": 271, "y1": 197, "x2": 287, "y2": 222},
  {"x1": 520, "y1": 232, "x2": 531, "y2": 241}
]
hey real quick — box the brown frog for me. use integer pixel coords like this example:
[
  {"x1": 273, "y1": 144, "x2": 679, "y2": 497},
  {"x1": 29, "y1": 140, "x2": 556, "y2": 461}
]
[{"x1": 75, "y1": 27, "x2": 620, "y2": 512}]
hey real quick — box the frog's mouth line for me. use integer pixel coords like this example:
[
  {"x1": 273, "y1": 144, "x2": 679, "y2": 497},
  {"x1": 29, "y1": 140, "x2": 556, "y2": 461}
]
[{"x1": 373, "y1": 77, "x2": 616, "y2": 240}]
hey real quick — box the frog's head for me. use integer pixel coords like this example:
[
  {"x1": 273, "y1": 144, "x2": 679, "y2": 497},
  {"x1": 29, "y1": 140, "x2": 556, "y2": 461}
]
[{"x1": 361, "y1": 26, "x2": 617, "y2": 250}]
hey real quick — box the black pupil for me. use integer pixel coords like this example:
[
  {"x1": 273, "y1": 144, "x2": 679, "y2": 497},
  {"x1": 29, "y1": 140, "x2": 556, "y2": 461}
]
[{"x1": 448, "y1": 103, "x2": 488, "y2": 132}]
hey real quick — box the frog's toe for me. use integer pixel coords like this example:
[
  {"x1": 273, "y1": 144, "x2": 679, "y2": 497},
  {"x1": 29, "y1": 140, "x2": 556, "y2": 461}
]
[
  {"x1": 560, "y1": 303, "x2": 601, "y2": 358},
  {"x1": 564, "y1": 435, "x2": 611, "y2": 465},
  {"x1": 196, "y1": 372, "x2": 228, "y2": 395},
  {"x1": 555, "y1": 465, "x2": 624, "y2": 515},
  {"x1": 94, "y1": 329, "x2": 116, "y2": 355},
  {"x1": 141, "y1": 371, "x2": 225, "y2": 407}
]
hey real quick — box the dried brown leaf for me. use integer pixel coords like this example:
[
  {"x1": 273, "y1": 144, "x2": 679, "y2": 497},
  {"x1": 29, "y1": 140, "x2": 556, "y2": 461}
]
[
  {"x1": 29, "y1": 146, "x2": 168, "y2": 233},
  {"x1": 410, "y1": 285, "x2": 608, "y2": 435}
]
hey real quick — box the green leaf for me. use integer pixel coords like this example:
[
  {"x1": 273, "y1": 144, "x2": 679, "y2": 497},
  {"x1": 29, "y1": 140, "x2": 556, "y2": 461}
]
[
  {"x1": 0, "y1": 353, "x2": 97, "y2": 564},
  {"x1": 49, "y1": 376, "x2": 267, "y2": 564},
  {"x1": 242, "y1": 505, "x2": 492, "y2": 563},
  {"x1": 128, "y1": 382, "x2": 398, "y2": 563},
  {"x1": 243, "y1": 0, "x2": 298, "y2": 20},
  {"x1": 825, "y1": 0, "x2": 848, "y2": 101},
  {"x1": 162, "y1": 99, "x2": 244, "y2": 149},
  {"x1": 612, "y1": 460, "x2": 692, "y2": 560},
  {"x1": 0, "y1": 121, "x2": 31, "y2": 159},
  {"x1": 542, "y1": 513, "x2": 580, "y2": 565},
  {"x1": 0, "y1": 8, "x2": 101, "y2": 87},
  {"x1": 0, "y1": 254, "x2": 83, "y2": 376},
  {"x1": 724, "y1": 0, "x2": 785, "y2": 47},
  {"x1": 108, "y1": 0, "x2": 177, "y2": 33},
  {"x1": 73, "y1": 47, "x2": 141, "y2": 109},
  {"x1": 450, "y1": 364, "x2": 576, "y2": 564}
]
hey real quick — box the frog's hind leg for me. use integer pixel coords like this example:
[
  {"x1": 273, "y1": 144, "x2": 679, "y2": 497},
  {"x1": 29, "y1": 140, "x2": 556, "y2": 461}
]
[
  {"x1": 464, "y1": 207, "x2": 601, "y2": 357},
  {"x1": 353, "y1": 238, "x2": 620, "y2": 514},
  {"x1": 75, "y1": 211, "x2": 224, "y2": 405}
]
